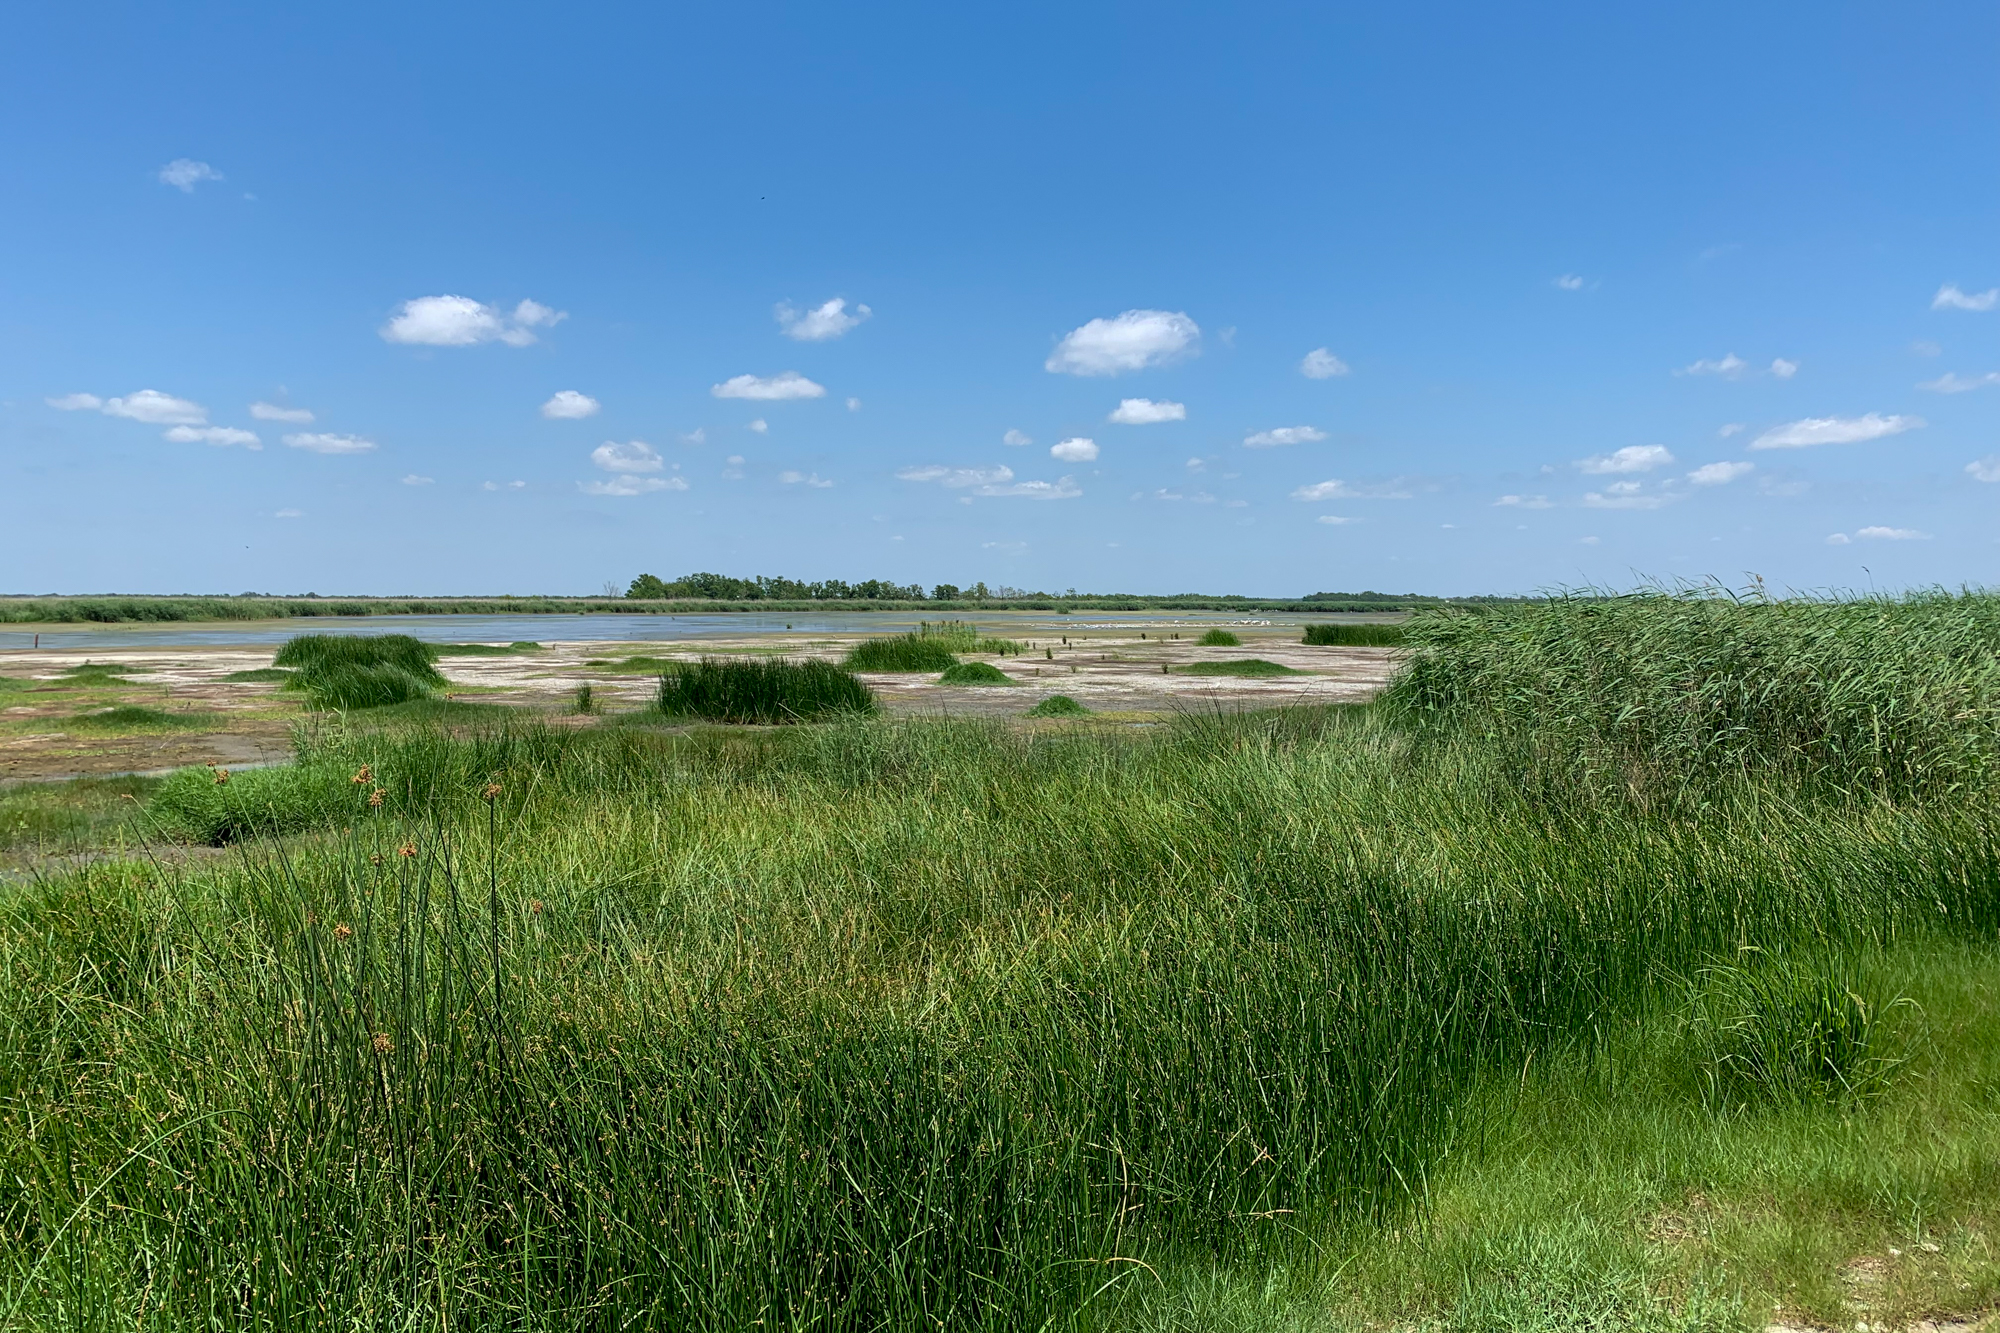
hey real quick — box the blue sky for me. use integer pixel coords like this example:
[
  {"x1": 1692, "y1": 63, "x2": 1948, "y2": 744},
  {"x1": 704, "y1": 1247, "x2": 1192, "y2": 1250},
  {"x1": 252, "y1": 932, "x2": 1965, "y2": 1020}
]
[{"x1": 3, "y1": 2, "x2": 1998, "y2": 598}]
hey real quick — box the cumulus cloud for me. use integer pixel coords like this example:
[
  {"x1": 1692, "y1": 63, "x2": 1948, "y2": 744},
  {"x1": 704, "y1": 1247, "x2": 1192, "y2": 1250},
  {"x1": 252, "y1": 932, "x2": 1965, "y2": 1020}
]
[
  {"x1": 776, "y1": 298, "x2": 871, "y2": 341},
  {"x1": 482, "y1": 480, "x2": 527, "y2": 491},
  {"x1": 1770, "y1": 358, "x2": 1798, "y2": 379},
  {"x1": 847, "y1": 397, "x2": 862, "y2": 412},
  {"x1": 158, "y1": 159, "x2": 222, "y2": 191},
  {"x1": 1044, "y1": 309, "x2": 1199, "y2": 376},
  {"x1": 164, "y1": 425, "x2": 261, "y2": 449},
  {"x1": 1967, "y1": 456, "x2": 2000, "y2": 483},
  {"x1": 1003, "y1": 429, "x2": 1033, "y2": 447},
  {"x1": 1856, "y1": 526, "x2": 1928, "y2": 540},
  {"x1": 58, "y1": 389, "x2": 210, "y2": 425},
  {"x1": 778, "y1": 470, "x2": 834, "y2": 488},
  {"x1": 1050, "y1": 438, "x2": 1099, "y2": 462},
  {"x1": 1688, "y1": 460, "x2": 1754, "y2": 486},
  {"x1": 1826, "y1": 533, "x2": 1851, "y2": 545},
  {"x1": 1316, "y1": 514, "x2": 1358, "y2": 525},
  {"x1": 710, "y1": 371, "x2": 826, "y2": 400},
  {"x1": 591, "y1": 440, "x2": 664, "y2": 473},
  {"x1": 897, "y1": 464, "x2": 1078, "y2": 499},
  {"x1": 1679, "y1": 353, "x2": 1749, "y2": 378},
  {"x1": 274, "y1": 508, "x2": 303, "y2": 519},
  {"x1": 1494, "y1": 494, "x2": 1552, "y2": 508},
  {"x1": 1300, "y1": 348, "x2": 1350, "y2": 379},
  {"x1": 747, "y1": 419, "x2": 769, "y2": 433},
  {"x1": 381, "y1": 296, "x2": 566, "y2": 347},
  {"x1": 1750, "y1": 413, "x2": 1923, "y2": 450},
  {"x1": 1933, "y1": 284, "x2": 1999, "y2": 312},
  {"x1": 402, "y1": 474, "x2": 434, "y2": 485},
  {"x1": 1244, "y1": 425, "x2": 1327, "y2": 449},
  {"x1": 1918, "y1": 371, "x2": 2000, "y2": 393},
  {"x1": 250, "y1": 401, "x2": 314, "y2": 423},
  {"x1": 1108, "y1": 398, "x2": 1185, "y2": 424},
  {"x1": 1291, "y1": 478, "x2": 1412, "y2": 501},
  {"x1": 1719, "y1": 423, "x2": 1745, "y2": 437},
  {"x1": 283, "y1": 432, "x2": 376, "y2": 455},
  {"x1": 1576, "y1": 444, "x2": 1674, "y2": 474},
  {"x1": 541, "y1": 390, "x2": 600, "y2": 419},
  {"x1": 1583, "y1": 485, "x2": 1673, "y2": 510},
  {"x1": 46, "y1": 393, "x2": 103, "y2": 411},
  {"x1": 1554, "y1": 274, "x2": 1585, "y2": 291},
  {"x1": 982, "y1": 477, "x2": 1081, "y2": 499},
  {"x1": 682, "y1": 428, "x2": 707, "y2": 445},
  {"x1": 580, "y1": 475, "x2": 687, "y2": 496}
]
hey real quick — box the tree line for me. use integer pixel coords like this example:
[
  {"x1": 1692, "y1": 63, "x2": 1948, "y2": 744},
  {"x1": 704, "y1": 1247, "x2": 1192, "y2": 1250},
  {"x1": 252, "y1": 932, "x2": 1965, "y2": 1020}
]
[{"x1": 625, "y1": 573, "x2": 999, "y2": 602}]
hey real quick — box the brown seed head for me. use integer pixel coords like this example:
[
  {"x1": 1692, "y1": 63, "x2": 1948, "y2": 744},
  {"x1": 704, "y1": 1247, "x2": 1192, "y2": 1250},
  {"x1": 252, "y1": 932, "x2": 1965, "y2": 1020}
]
[
  {"x1": 368, "y1": 787, "x2": 385, "y2": 808},
  {"x1": 398, "y1": 842, "x2": 416, "y2": 859},
  {"x1": 351, "y1": 765, "x2": 373, "y2": 785},
  {"x1": 481, "y1": 782, "x2": 503, "y2": 802},
  {"x1": 369, "y1": 853, "x2": 383, "y2": 867},
  {"x1": 371, "y1": 1032, "x2": 393, "y2": 1055},
  {"x1": 212, "y1": 769, "x2": 230, "y2": 785},
  {"x1": 529, "y1": 899, "x2": 544, "y2": 914},
  {"x1": 333, "y1": 923, "x2": 353, "y2": 941}
]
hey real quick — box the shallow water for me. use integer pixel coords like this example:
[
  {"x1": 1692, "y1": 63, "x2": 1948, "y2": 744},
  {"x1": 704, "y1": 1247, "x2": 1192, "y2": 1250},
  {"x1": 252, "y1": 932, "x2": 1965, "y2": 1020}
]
[{"x1": 0, "y1": 610, "x2": 1374, "y2": 652}]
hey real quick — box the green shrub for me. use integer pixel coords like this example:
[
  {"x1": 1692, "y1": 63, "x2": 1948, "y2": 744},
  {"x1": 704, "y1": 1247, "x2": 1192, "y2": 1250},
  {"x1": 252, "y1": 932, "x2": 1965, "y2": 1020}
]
[
  {"x1": 1171, "y1": 659, "x2": 1306, "y2": 678},
  {"x1": 1025, "y1": 694, "x2": 1090, "y2": 717},
  {"x1": 1197, "y1": 628, "x2": 1242, "y2": 647},
  {"x1": 939, "y1": 661, "x2": 1015, "y2": 686},
  {"x1": 844, "y1": 635, "x2": 959, "y2": 672},
  {"x1": 1303, "y1": 622, "x2": 1407, "y2": 646},
  {"x1": 659, "y1": 657, "x2": 876, "y2": 723}
]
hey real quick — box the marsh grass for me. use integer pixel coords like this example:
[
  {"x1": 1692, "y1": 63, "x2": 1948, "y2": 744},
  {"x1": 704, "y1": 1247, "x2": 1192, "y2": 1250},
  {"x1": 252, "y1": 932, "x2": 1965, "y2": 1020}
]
[
  {"x1": 1302, "y1": 623, "x2": 1406, "y2": 646},
  {"x1": 844, "y1": 634, "x2": 960, "y2": 672},
  {"x1": 585, "y1": 654, "x2": 684, "y2": 673},
  {"x1": 1172, "y1": 659, "x2": 1306, "y2": 677},
  {"x1": 434, "y1": 642, "x2": 539, "y2": 656},
  {"x1": 1197, "y1": 628, "x2": 1242, "y2": 647},
  {"x1": 66, "y1": 705, "x2": 216, "y2": 732},
  {"x1": 0, "y1": 774, "x2": 157, "y2": 852},
  {"x1": 1025, "y1": 694, "x2": 1091, "y2": 717},
  {"x1": 273, "y1": 634, "x2": 447, "y2": 710},
  {"x1": 939, "y1": 661, "x2": 1016, "y2": 685},
  {"x1": 1678, "y1": 952, "x2": 1909, "y2": 1109},
  {"x1": 56, "y1": 662, "x2": 144, "y2": 686},
  {"x1": 222, "y1": 667, "x2": 295, "y2": 683},
  {"x1": 658, "y1": 656, "x2": 876, "y2": 723}
]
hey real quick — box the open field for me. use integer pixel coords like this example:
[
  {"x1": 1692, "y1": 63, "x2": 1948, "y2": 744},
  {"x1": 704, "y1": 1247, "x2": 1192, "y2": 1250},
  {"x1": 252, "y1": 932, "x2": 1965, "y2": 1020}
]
[{"x1": 5, "y1": 592, "x2": 2000, "y2": 1330}]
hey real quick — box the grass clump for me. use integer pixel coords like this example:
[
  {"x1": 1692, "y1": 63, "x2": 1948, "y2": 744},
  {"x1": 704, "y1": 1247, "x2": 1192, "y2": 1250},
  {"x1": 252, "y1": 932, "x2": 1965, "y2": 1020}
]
[
  {"x1": 586, "y1": 654, "x2": 681, "y2": 673},
  {"x1": 938, "y1": 661, "x2": 1016, "y2": 686},
  {"x1": 844, "y1": 634, "x2": 960, "y2": 672},
  {"x1": 273, "y1": 633, "x2": 446, "y2": 710},
  {"x1": 57, "y1": 662, "x2": 144, "y2": 685},
  {"x1": 222, "y1": 667, "x2": 294, "y2": 683},
  {"x1": 1303, "y1": 621, "x2": 1407, "y2": 646},
  {"x1": 1172, "y1": 659, "x2": 1306, "y2": 677},
  {"x1": 1680, "y1": 953, "x2": 1908, "y2": 1109},
  {"x1": 0, "y1": 774, "x2": 157, "y2": 851},
  {"x1": 658, "y1": 656, "x2": 875, "y2": 723},
  {"x1": 1196, "y1": 628, "x2": 1242, "y2": 646},
  {"x1": 1025, "y1": 694, "x2": 1090, "y2": 717},
  {"x1": 67, "y1": 705, "x2": 214, "y2": 732},
  {"x1": 435, "y1": 642, "x2": 538, "y2": 656}
]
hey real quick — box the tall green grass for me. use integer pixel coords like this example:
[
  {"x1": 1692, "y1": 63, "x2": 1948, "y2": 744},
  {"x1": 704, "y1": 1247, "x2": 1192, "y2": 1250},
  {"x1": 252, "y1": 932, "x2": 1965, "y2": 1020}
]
[
  {"x1": 273, "y1": 633, "x2": 447, "y2": 710},
  {"x1": 1302, "y1": 622, "x2": 1406, "y2": 646},
  {"x1": 1196, "y1": 628, "x2": 1241, "y2": 646},
  {"x1": 843, "y1": 634, "x2": 959, "y2": 671},
  {"x1": 658, "y1": 656, "x2": 876, "y2": 723}
]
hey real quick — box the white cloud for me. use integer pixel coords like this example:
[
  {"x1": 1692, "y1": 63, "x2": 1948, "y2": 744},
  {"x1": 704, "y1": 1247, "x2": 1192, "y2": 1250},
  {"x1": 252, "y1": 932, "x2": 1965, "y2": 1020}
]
[
  {"x1": 381, "y1": 296, "x2": 565, "y2": 347},
  {"x1": 1933, "y1": 284, "x2": 1998, "y2": 312},
  {"x1": 847, "y1": 397, "x2": 862, "y2": 412},
  {"x1": 1967, "y1": 456, "x2": 2000, "y2": 483},
  {"x1": 1719, "y1": 423, "x2": 1745, "y2": 437},
  {"x1": 402, "y1": 474, "x2": 434, "y2": 485},
  {"x1": 1579, "y1": 535, "x2": 1600, "y2": 545},
  {"x1": 1494, "y1": 494, "x2": 1552, "y2": 508},
  {"x1": 1688, "y1": 460, "x2": 1754, "y2": 486},
  {"x1": 1003, "y1": 429, "x2": 1033, "y2": 447},
  {"x1": 682, "y1": 428, "x2": 708, "y2": 445},
  {"x1": 1244, "y1": 425, "x2": 1327, "y2": 448},
  {"x1": 250, "y1": 401, "x2": 314, "y2": 423},
  {"x1": 1913, "y1": 340, "x2": 1943, "y2": 356},
  {"x1": 1554, "y1": 274, "x2": 1585, "y2": 291},
  {"x1": 74, "y1": 390, "x2": 208, "y2": 425},
  {"x1": 1108, "y1": 397, "x2": 1185, "y2": 424},
  {"x1": 1050, "y1": 437, "x2": 1099, "y2": 462},
  {"x1": 1855, "y1": 526, "x2": 1928, "y2": 540},
  {"x1": 1918, "y1": 371, "x2": 2000, "y2": 393},
  {"x1": 1679, "y1": 353, "x2": 1749, "y2": 379},
  {"x1": 592, "y1": 440, "x2": 663, "y2": 473},
  {"x1": 580, "y1": 475, "x2": 687, "y2": 496},
  {"x1": 776, "y1": 297, "x2": 871, "y2": 341},
  {"x1": 1577, "y1": 444, "x2": 1674, "y2": 474},
  {"x1": 1826, "y1": 533, "x2": 1851, "y2": 545},
  {"x1": 1300, "y1": 348, "x2": 1350, "y2": 379},
  {"x1": 159, "y1": 159, "x2": 222, "y2": 191},
  {"x1": 482, "y1": 480, "x2": 527, "y2": 491},
  {"x1": 164, "y1": 425, "x2": 261, "y2": 449},
  {"x1": 1750, "y1": 413, "x2": 1923, "y2": 450},
  {"x1": 1770, "y1": 358, "x2": 1798, "y2": 379},
  {"x1": 1045, "y1": 309, "x2": 1199, "y2": 376},
  {"x1": 897, "y1": 464, "x2": 1078, "y2": 499},
  {"x1": 273, "y1": 508, "x2": 302, "y2": 519},
  {"x1": 283, "y1": 432, "x2": 376, "y2": 454},
  {"x1": 778, "y1": 470, "x2": 834, "y2": 488},
  {"x1": 1292, "y1": 478, "x2": 1413, "y2": 501},
  {"x1": 47, "y1": 393, "x2": 103, "y2": 411},
  {"x1": 982, "y1": 477, "x2": 1081, "y2": 499},
  {"x1": 711, "y1": 371, "x2": 825, "y2": 400},
  {"x1": 1316, "y1": 514, "x2": 1358, "y2": 525},
  {"x1": 1583, "y1": 489, "x2": 1672, "y2": 510},
  {"x1": 748, "y1": 418, "x2": 769, "y2": 433},
  {"x1": 541, "y1": 390, "x2": 600, "y2": 419}
]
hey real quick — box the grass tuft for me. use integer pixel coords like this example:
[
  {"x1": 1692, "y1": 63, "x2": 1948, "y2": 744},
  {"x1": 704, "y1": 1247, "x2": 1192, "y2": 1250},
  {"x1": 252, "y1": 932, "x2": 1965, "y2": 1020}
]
[
  {"x1": 1196, "y1": 628, "x2": 1242, "y2": 647},
  {"x1": 1303, "y1": 622, "x2": 1407, "y2": 646},
  {"x1": 844, "y1": 635, "x2": 960, "y2": 672},
  {"x1": 938, "y1": 661, "x2": 1016, "y2": 686},
  {"x1": 1172, "y1": 659, "x2": 1307, "y2": 677},
  {"x1": 222, "y1": 667, "x2": 295, "y2": 683},
  {"x1": 1024, "y1": 694, "x2": 1091, "y2": 716},
  {"x1": 67, "y1": 705, "x2": 215, "y2": 732},
  {"x1": 273, "y1": 634, "x2": 446, "y2": 710},
  {"x1": 658, "y1": 656, "x2": 876, "y2": 723}
]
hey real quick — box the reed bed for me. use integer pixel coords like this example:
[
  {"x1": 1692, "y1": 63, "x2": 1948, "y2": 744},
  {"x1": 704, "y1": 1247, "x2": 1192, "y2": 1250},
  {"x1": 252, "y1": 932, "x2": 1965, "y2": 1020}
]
[
  {"x1": 273, "y1": 633, "x2": 448, "y2": 710},
  {"x1": 1196, "y1": 628, "x2": 1242, "y2": 646},
  {"x1": 1303, "y1": 622, "x2": 1406, "y2": 646},
  {"x1": 657, "y1": 656, "x2": 876, "y2": 723}
]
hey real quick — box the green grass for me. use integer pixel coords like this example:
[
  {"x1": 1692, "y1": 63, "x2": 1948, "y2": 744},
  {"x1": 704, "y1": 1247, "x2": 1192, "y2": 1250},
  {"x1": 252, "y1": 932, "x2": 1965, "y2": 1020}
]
[
  {"x1": 1196, "y1": 628, "x2": 1242, "y2": 647},
  {"x1": 65, "y1": 704, "x2": 217, "y2": 732},
  {"x1": 222, "y1": 667, "x2": 295, "y2": 683},
  {"x1": 844, "y1": 634, "x2": 960, "y2": 672},
  {"x1": 272, "y1": 634, "x2": 447, "y2": 709},
  {"x1": 434, "y1": 641, "x2": 541, "y2": 656},
  {"x1": 1025, "y1": 694, "x2": 1091, "y2": 717},
  {"x1": 585, "y1": 654, "x2": 684, "y2": 672},
  {"x1": 0, "y1": 774, "x2": 159, "y2": 852},
  {"x1": 938, "y1": 661, "x2": 1016, "y2": 685},
  {"x1": 1301, "y1": 622, "x2": 1407, "y2": 646},
  {"x1": 658, "y1": 656, "x2": 877, "y2": 723},
  {"x1": 56, "y1": 662, "x2": 145, "y2": 685},
  {"x1": 1171, "y1": 658, "x2": 1306, "y2": 677}
]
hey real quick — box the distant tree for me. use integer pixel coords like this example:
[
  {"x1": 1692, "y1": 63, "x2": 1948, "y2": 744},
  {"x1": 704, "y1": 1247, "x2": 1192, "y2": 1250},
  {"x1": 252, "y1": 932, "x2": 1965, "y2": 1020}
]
[
  {"x1": 932, "y1": 583, "x2": 961, "y2": 601},
  {"x1": 627, "y1": 574, "x2": 669, "y2": 599},
  {"x1": 971, "y1": 582, "x2": 990, "y2": 601}
]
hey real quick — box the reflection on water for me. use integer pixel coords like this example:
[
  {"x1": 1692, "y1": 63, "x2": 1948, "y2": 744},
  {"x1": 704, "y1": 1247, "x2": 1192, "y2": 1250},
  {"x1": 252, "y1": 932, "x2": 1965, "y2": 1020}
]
[{"x1": 0, "y1": 610, "x2": 1378, "y2": 652}]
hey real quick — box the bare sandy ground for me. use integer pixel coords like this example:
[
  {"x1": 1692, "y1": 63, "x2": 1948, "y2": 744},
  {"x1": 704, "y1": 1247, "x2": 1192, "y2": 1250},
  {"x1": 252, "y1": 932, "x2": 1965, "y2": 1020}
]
[{"x1": 0, "y1": 628, "x2": 1397, "y2": 779}]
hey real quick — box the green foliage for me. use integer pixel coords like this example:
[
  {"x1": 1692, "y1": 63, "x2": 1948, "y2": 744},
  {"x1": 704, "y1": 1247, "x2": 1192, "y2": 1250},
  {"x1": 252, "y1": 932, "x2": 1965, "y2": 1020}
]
[
  {"x1": 658, "y1": 656, "x2": 876, "y2": 723},
  {"x1": 627, "y1": 571, "x2": 929, "y2": 601},
  {"x1": 844, "y1": 634, "x2": 960, "y2": 672},
  {"x1": 573, "y1": 682, "x2": 596, "y2": 714},
  {"x1": 1171, "y1": 659, "x2": 1306, "y2": 677},
  {"x1": 1197, "y1": 628, "x2": 1242, "y2": 647},
  {"x1": 434, "y1": 642, "x2": 537, "y2": 656},
  {"x1": 57, "y1": 662, "x2": 142, "y2": 685},
  {"x1": 586, "y1": 654, "x2": 682, "y2": 672},
  {"x1": 0, "y1": 774, "x2": 157, "y2": 851},
  {"x1": 1384, "y1": 587, "x2": 2000, "y2": 801},
  {"x1": 222, "y1": 667, "x2": 294, "y2": 683},
  {"x1": 298, "y1": 662, "x2": 437, "y2": 709},
  {"x1": 938, "y1": 661, "x2": 1015, "y2": 685},
  {"x1": 1024, "y1": 694, "x2": 1090, "y2": 717},
  {"x1": 1302, "y1": 622, "x2": 1407, "y2": 646},
  {"x1": 66, "y1": 705, "x2": 214, "y2": 732},
  {"x1": 1680, "y1": 953, "x2": 1908, "y2": 1108},
  {"x1": 273, "y1": 634, "x2": 447, "y2": 710}
]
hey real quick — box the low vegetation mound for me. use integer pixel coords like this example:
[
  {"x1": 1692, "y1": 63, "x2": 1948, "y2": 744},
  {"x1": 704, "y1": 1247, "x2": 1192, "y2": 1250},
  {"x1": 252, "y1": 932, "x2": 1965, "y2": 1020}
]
[
  {"x1": 435, "y1": 641, "x2": 541, "y2": 656},
  {"x1": 222, "y1": 667, "x2": 294, "y2": 683},
  {"x1": 67, "y1": 705, "x2": 212, "y2": 731},
  {"x1": 1196, "y1": 628, "x2": 1242, "y2": 646},
  {"x1": 1172, "y1": 659, "x2": 1305, "y2": 677},
  {"x1": 273, "y1": 633, "x2": 447, "y2": 710},
  {"x1": 938, "y1": 661, "x2": 1015, "y2": 686},
  {"x1": 844, "y1": 634, "x2": 959, "y2": 672},
  {"x1": 1024, "y1": 694, "x2": 1090, "y2": 716},
  {"x1": 658, "y1": 656, "x2": 876, "y2": 723},
  {"x1": 1303, "y1": 622, "x2": 1407, "y2": 646}
]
